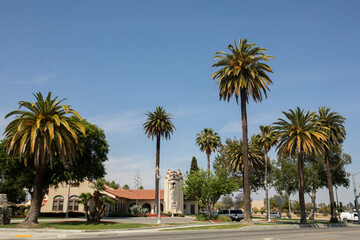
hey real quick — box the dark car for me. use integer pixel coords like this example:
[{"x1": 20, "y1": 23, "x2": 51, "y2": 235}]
[{"x1": 215, "y1": 209, "x2": 244, "y2": 221}]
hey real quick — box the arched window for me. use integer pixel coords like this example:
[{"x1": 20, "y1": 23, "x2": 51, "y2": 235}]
[
  {"x1": 142, "y1": 203, "x2": 151, "y2": 213},
  {"x1": 68, "y1": 195, "x2": 79, "y2": 211},
  {"x1": 160, "y1": 203, "x2": 164, "y2": 212},
  {"x1": 52, "y1": 195, "x2": 64, "y2": 211}
]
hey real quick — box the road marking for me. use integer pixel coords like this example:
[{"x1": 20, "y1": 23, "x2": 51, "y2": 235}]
[{"x1": 13, "y1": 235, "x2": 32, "y2": 238}]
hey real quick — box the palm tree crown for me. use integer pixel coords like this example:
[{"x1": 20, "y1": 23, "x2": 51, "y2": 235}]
[
  {"x1": 316, "y1": 106, "x2": 346, "y2": 145},
  {"x1": 4, "y1": 92, "x2": 85, "y2": 168},
  {"x1": 196, "y1": 128, "x2": 220, "y2": 171},
  {"x1": 273, "y1": 107, "x2": 328, "y2": 158},
  {"x1": 196, "y1": 128, "x2": 220, "y2": 156},
  {"x1": 212, "y1": 38, "x2": 274, "y2": 103},
  {"x1": 256, "y1": 125, "x2": 277, "y2": 152},
  {"x1": 143, "y1": 106, "x2": 175, "y2": 140},
  {"x1": 225, "y1": 137, "x2": 264, "y2": 173}
]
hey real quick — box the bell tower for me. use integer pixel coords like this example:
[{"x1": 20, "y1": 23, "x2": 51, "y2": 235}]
[{"x1": 164, "y1": 169, "x2": 184, "y2": 214}]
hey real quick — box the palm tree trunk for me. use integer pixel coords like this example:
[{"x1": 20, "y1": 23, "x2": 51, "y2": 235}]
[
  {"x1": 240, "y1": 89, "x2": 252, "y2": 223},
  {"x1": 206, "y1": 153, "x2": 211, "y2": 216},
  {"x1": 264, "y1": 152, "x2": 270, "y2": 221},
  {"x1": 297, "y1": 151, "x2": 307, "y2": 224},
  {"x1": 207, "y1": 154, "x2": 210, "y2": 172},
  {"x1": 309, "y1": 188, "x2": 316, "y2": 220},
  {"x1": 325, "y1": 148, "x2": 338, "y2": 223},
  {"x1": 18, "y1": 164, "x2": 46, "y2": 227},
  {"x1": 155, "y1": 134, "x2": 160, "y2": 214}
]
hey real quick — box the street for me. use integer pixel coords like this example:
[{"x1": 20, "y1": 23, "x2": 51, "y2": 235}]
[{"x1": 62, "y1": 227, "x2": 360, "y2": 240}]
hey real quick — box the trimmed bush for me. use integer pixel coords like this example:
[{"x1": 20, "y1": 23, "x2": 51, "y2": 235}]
[
  {"x1": 194, "y1": 214, "x2": 218, "y2": 221},
  {"x1": 218, "y1": 215, "x2": 231, "y2": 222}
]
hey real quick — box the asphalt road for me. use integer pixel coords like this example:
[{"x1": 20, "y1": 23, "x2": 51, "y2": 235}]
[{"x1": 63, "y1": 227, "x2": 360, "y2": 240}]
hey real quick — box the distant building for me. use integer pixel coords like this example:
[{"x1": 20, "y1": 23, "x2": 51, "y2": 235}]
[{"x1": 41, "y1": 169, "x2": 198, "y2": 215}]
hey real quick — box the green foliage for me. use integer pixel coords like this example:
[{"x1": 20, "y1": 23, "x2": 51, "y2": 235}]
[
  {"x1": 253, "y1": 207, "x2": 259, "y2": 214},
  {"x1": 122, "y1": 184, "x2": 130, "y2": 190},
  {"x1": 195, "y1": 214, "x2": 218, "y2": 221},
  {"x1": 272, "y1": 157, "x2": 298, "y2": 196},
  {"x1": 274, "y1": 107, "x2": 328, "y2": 158},
  {"x1": 222, "y1": 195, "x2": 234, "y2": 209},
  {"x1": 0, "y1": 117, "x2": 108, "y2": 205},
  {"x1": 143, "y1": 106, "x2": 175, "y2": 141},
  {"x1": 213, "y1": 137, "x2": 266, "y2": 192},
  {"x1": 218, "y1": 215, "x2": 232, "y2": 222},
  {"x1": 211, "y1": 38, "x2": 274, "y2": 104},
  {"x1": 129, "y1": 204, "x2": 149, "y2": 216},
  {"x1": 196, "y1": 128, "x2": 221, "y2": 170},
  {"x1": 105, "y1": 180, "x2": 120, "y2": 189},
  {"x1": 80, "y1": 179, "x2": 115, "y2": 222},
  {"x1": 182, "y1": 168, "x2": 238, "y2": 215},
  {"x1": 3, "y1": 92, "x2": 85, "y2": 168},
  {"x1": 260, "y1": 207, "x2": 266, "y2": 214},
  {"x1": 190, "y1": 156, "x2": 199, "y2": 174}
]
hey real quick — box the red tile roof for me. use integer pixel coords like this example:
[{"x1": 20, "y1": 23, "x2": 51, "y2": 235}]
[{"x1": 105, "y1": 188, "x2": 164, "y2": 200}]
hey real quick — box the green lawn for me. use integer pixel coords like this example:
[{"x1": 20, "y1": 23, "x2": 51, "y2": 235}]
[
  {"x1": 161, "y1": 224, "x2": 246, "y2": 231},
  {"x1": 0, "y1": 222, "x2": 150, "y2": 230}
]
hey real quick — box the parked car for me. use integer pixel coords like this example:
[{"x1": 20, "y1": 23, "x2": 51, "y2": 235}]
[
  {"x1": 340, "y1": 212, "x2": 358, "y2": 221},
  {"x1": 270, "y1": 212, "x2": 281, "y2": 218},
  {"x1": 215, "y1": 209, "x2": 244, "y2": 221}
]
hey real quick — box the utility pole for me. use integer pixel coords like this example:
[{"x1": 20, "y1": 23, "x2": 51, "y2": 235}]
[{"x1": 352, "y1": 172, "x2": 360, "y2": 224}]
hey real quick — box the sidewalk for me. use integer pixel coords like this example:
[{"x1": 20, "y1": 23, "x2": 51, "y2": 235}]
[{"x1": 0, "y1": 221, "x2": 358, "y2": 239}]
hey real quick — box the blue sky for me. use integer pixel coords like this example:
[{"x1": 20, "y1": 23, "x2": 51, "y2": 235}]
[{"x1": 1, "y1": 0, "x2": 359, "y2": 204}]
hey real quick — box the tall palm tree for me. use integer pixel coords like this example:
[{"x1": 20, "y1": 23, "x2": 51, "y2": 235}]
[
  {"x1": 3, "y1": 92, "x2": 85, "y2": 226},
  {"x1": 255, "y1": 125, "x2": 277, "y2": 222},
  {"x1": 143, "y1": 106, "x2": 175, "y2": 214},
  {"x1": 196, "y1": 128, "x2": 220, "y2": 172},
  {"x1": 315, "y1": 106, "x2": 346, "y2": 223},
  {"x1": 212, "y1": 38, "x2": 274, "y2": 222},
  {"x1": 273, "y1": 107, "x2": 328, "y2": 224}
]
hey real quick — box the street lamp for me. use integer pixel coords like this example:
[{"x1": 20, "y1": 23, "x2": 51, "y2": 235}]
[
  {"x1": 156, "y1": 167, "x2": 162, "y2": 224},
  {"x1": 352, "y1": 171, "x2": 360, "y2": 224}
]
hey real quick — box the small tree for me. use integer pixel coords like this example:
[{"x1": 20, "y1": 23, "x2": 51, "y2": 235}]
[
  {"x1": 234, "y1": 192, "x2": 244, "y2": 209},
  {"x1": 79, "y1": 179, "x2": 115, "y2": 222},
  {"x1": 253, "y1": 207, "x2": 259, "y2": 214},
  {"x1": 182, "y1": 168, "x2": 238, "y2": 216},
  {"x1": 190, "y1": 156, "x2": 199, "y2": 175},
  {"x1": 122, "y1": 184, "x2": 130, "y2": 190},
  {"x1": 222, "y1": 195, "x2": 234, "y2": 209}
]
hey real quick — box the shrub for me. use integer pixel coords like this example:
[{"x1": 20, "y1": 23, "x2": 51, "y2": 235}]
[
  {"x1": 161, "y1": 212, "x2": 185, "y2": 217},
  {"x1": 130, "y1": 204, "x2": 148, "y2": 216},
  {"x1": 195, "y1": 214, "x2": 218, "y2": 221},
  {"x1": 218, "y1": 215, "x2": 231, "y2": 222},
  {"x1": 260, "y1": 207, "x2": 265, "y2": 214},
  {"x1": 253, "y1": 207, "x2": 259, "y2": 214}
]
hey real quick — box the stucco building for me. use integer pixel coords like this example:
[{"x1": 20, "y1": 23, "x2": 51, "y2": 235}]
[{"x1": 41, "y1": 169, "x2": 198, "y2": 215}]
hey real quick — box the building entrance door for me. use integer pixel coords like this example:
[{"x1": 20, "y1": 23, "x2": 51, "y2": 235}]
[{"x1": 191, "y1": 204, "x2": 195, "y2": 215}]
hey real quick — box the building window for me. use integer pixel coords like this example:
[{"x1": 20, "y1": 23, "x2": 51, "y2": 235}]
[
  {"x1": 68, "y1": 195, "x2": 79, "y2": 211},
  {"x1": 70, "y1": 182, "x2": 80, "y2": 187},
  {"x1": 52, "y1": 195, "x2": 64, "y2": 211},
  {"x1": 184, "y1": 204, "x2": 186, "y2": 209}
]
